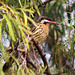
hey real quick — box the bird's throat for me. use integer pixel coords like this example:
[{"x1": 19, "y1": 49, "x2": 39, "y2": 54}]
[{"x1": 41, "y1": 24, "x2": 49, "y2": 36}]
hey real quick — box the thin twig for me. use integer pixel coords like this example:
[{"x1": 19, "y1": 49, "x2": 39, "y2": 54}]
[{"x1": 27, "y1": 58, "x2": 37, "y2": 70}]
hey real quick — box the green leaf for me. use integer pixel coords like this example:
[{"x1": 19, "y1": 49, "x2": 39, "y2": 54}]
[
  {"x1": 21, "y1": 10, "x2": 31, "y2": 30},
  {"x1": 16, "y1": 8, "x2": 34, "y2": 13},
  {"x1": 33, "y1": 0, "x2": 41, "y2": 16},
  {"x1": 42, "y1": 66, "x2": 47, "y2": 74},
  {"x1": 4, "y1": 14, "x2": 16, "y2": 41},
  {"x1": 18, "y1": 0, "x2": 22, "y2": 7},
  {"x1": 8, "y1": 15, "x2": 19, "y2": 38},
  {"x1": 69, "y1": 26, "x2": 71, "y2": 48},
  {"x1": 70, "y1": 20, "x2": 75, "y2": 30},
  {"x1": 0, "y1": 42, "x2": 9, "y2": 62},
  {"x1": 27, "y1": 16, "x2": 37, "y2": 27}
]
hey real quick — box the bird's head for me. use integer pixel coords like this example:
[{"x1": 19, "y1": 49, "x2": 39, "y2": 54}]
[{"x1": 36, "y1": 16, "x2": 59, "y2": 26}]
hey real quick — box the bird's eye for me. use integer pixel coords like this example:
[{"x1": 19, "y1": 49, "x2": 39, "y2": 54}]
[
  {"x1": 43, "y1": 22, "x2": 49, "y2": 24},
  {"x1": 44, "y1": 22, "x2": 47, "y2": 24}
]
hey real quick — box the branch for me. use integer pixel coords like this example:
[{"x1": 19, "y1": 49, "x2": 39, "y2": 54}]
[
  {"x1": 27, "y1": 58, "x2": 37, "y2": 70},
  {"x1": 32, "y1": 38, "x2": 51, "y2": 75}
]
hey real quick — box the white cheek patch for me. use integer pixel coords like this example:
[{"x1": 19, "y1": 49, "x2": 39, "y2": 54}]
[{"x1": 41, "y1": 19, "x2": 50, "y2": 23}]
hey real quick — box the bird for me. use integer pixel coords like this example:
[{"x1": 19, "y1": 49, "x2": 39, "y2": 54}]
[
  {"x1": 3, "y1": 16, "x2": 58, "y2": 72},
  {"x1": 30, "y1": 16, "x2": 58, "y2": 46}
]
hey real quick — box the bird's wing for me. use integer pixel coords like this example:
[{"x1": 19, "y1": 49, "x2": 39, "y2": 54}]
[{"x1": 29, "y1": 23, "x2": 37, "y2": 32}]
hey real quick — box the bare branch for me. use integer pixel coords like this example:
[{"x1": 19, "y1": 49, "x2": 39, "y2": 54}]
[{"x1": 32, "y1": 38, "x2": 51, "y2": 75}]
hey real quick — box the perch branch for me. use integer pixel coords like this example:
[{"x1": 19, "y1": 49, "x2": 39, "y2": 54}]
[{"x1": 32, "y1": 38, "x2": 51, "y2": 75}]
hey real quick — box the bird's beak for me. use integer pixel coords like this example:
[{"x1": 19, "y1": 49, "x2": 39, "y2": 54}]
[{"x1": 49, "y1": 21, "x2": 59, "y2": 25}]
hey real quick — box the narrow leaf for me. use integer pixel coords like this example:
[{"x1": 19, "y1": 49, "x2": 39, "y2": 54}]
[{"x1": 4, "y1": 14, "x2": 15, "y2": 41}]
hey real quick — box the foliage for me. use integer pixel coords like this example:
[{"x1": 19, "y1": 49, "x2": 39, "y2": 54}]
[
  {"x1": 0, "y1": 0, "x2": 40, "y2": 75},
  {"x1": 0, "y1": 0, "x2": 75, "y2": 75}
]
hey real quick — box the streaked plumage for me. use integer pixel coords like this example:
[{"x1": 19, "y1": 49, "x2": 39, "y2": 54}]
[{"x1": 31, "y1": 16, "x2": 58, "y2": 45}]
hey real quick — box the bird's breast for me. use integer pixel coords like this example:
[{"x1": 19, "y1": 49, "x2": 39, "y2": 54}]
[{"x1": 32, "y1": 24, "x2": 49, "y2": 45}]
